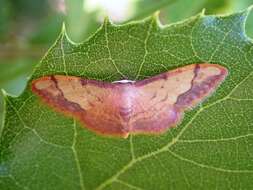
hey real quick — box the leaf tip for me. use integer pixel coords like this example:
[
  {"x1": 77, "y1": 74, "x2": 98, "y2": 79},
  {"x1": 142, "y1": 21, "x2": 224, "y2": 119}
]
[
  {"x1": 61, "y1": 22, "x2": 66, "y2": 34},
  {"x1": 103, "y1": 16, "x2": 114, "y2": 27},
  {"x1": 152, "y1": 11, "x2": 160, "y2": 20},
  {"x1": 60, "y1": 22, "x2": 75, "y2": 45},
  {"x1": 243, "y1": 5, "x2": 253, "y2": 21},
  {"x1": 236, "y1": 5, "x2": 253, "y2": 19},
  {"x1": 200, "y1": 8, "x2": 206, "y2": 17},
  {"x1": 151, "y1": 11, "x2": 162, "y2": 26},
  {"x1": 1, "y1": 89, "x2": 7, "y2": 97},
  {"x1": 1, "y1": 89, "x2": 11, "y2": 101},
  {"x1": 246, "y1": 4, "x2": 253, "y2": 13},
  {"x1": 231, "y1": 5, "x2": 253, "y2": 37}
]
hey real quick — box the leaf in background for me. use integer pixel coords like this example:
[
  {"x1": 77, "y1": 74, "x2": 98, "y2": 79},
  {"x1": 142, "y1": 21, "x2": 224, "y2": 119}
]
[
  {"x1": 0, "y1": 0, "x2": 11, "y2": 42},
  {"x1": 0, "y1": 0, "x2": 63, "y2": 132},
  {"x1": 161, "y1": 0, "x2": 229, "y2": 23},
  {"x1": 131, "y1": 0, "x2": 177, "y2": 21},
  {"x1": 64, "y1": 0, "x2": 98, "y2": 42},
  {"x1": 0, "y1": 59, "x2": 37, "y2": 132},
  {"x1": 1, "y1": 7, "x2": 253, "y2": 190}
]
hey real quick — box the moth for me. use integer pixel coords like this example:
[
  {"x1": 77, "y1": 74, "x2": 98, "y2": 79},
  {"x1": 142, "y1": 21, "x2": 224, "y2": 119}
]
[{"x1": 31, "y1": 63, "x2": 228, "y2": 138}]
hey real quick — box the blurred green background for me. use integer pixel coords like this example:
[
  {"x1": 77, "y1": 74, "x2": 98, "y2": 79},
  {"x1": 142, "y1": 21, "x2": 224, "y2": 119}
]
[{"x1": 0, "y1": 0, "x2": 253, "y2": 126}]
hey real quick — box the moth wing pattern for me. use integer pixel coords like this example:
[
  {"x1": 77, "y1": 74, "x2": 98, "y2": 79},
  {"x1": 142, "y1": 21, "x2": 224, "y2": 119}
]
[
  {"x1": 32, "y1": 63, "x2": 228, "y2": 138},
  {"x1": 32, "y1": 75, "x2": 129, "y2": 137},
  {"x1": 129, "y1": 64, "x2": 228, "y2": 134}
]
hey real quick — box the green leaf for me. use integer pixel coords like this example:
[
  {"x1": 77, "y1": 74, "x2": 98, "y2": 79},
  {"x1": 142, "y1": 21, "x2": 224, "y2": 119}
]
[
  {"x1": 131, "y1": 0, "x2": 177, "y2": 21},
  {"x1": 1, "y1": 7, "x2": 253, "y2": 190},
  {"x1": 0, "y1": 58, "x2": 37, "y2": 133},
  {"x1": 64, "y1": 0, "x2": 99, "y2": 42},
  {"x1": 162, "y1": 0, "x2": 227, "y2": 23}
]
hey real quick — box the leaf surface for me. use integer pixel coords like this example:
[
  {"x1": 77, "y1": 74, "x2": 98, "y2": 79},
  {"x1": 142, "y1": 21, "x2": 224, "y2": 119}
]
[{"x1": 1, "y1": 8, "x2": 253, "y2": 190}]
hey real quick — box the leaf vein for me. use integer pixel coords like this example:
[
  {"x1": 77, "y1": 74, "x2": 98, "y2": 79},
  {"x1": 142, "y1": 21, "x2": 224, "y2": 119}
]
[
  {"x1": 135, "y1": 19, "x2": 154, "y2": 80},
  {"x1": 167, "y1": 149, "x2": 253, "y2": 173},
  {"x1": 72, "y1": 120, "x2": 85, "y2": 190}
]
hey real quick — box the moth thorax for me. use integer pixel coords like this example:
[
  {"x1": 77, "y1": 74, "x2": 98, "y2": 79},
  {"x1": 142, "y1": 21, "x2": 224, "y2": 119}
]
[{"x1": 112, "y1": 80, "x2": 135, "y2": 84}]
